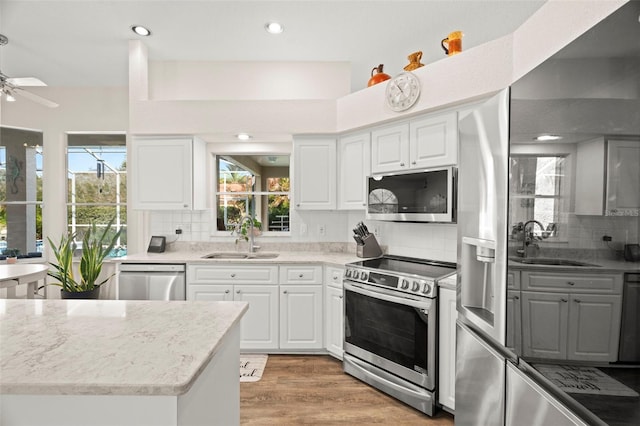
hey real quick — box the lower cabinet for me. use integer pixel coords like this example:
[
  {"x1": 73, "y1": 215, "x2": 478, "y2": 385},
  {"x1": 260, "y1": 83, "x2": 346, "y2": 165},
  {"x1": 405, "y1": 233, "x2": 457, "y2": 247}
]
[
  {"x1": 438, "y1": 286, "x2": 457, "y2": 412},
  {"x1": 188, "y1": 283, "x2": 279, "y2": 350},
  {"x1": 324, "y1": 266, "x2": 345, "y2": 359},
  {"x1": 521, "y1": 291, "x2": 622, "y2": 362},
  {"x1": 280, "y1": 285, "x2": 323, "y2": 349}
]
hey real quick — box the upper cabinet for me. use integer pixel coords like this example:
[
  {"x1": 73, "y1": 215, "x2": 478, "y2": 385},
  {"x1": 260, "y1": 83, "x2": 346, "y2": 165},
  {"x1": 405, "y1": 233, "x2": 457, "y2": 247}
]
[
  {"x1": 575, "y1": 138, "x2": 640, "y2": 216},
  {"x1": 293, "y1": 136, "x2": 337, "y2": 210},
  {"x1": 131, "y1": 136, "x2": 206, "y2": 210},
  {"x1": 338, "y1": 132, "x2": 371, "y2": 210},
  {"x1": 371, "y1": 111, "x2": 458, "y2": 174}
]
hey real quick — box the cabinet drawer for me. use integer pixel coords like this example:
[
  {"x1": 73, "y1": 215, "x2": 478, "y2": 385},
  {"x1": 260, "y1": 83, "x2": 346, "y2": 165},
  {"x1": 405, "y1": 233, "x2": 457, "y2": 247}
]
[
  {"x1": 325, "y1": 266, "x2": 345, "y2": 288},
  {"x1": 280, "y1": 265, "x2": 323, "y2": 284},
  {"x1": 187, "y1": 264, "x2": 278, "y2": 284},
  {"x1": 522, "y1": 271, "x2": 622, "y2": 293}
]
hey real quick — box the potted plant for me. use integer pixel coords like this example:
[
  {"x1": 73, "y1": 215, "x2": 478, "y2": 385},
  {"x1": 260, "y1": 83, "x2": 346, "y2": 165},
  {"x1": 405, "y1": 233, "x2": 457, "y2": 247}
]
[
  {"x1": 3, "y1": 248, "x2": 20, "y2": 264},
  {"x1": 235, "y1": 217, "x2": 262, "y2": 243},
  {"x1": 47, "y1": 217, "x2": 122, "y2": 299}
]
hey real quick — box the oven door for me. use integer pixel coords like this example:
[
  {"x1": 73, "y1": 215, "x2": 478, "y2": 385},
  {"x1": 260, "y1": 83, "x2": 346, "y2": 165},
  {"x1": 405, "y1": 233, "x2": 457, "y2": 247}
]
[{"x1": 344, "y1": 280, "x2": 436, "y2": 390}]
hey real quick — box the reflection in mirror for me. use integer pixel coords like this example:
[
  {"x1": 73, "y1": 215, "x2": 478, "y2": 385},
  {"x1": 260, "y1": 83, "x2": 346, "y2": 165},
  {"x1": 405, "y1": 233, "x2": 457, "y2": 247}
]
[{"x1": 215, "y1": 155, "x2": 290, "y2": 234}]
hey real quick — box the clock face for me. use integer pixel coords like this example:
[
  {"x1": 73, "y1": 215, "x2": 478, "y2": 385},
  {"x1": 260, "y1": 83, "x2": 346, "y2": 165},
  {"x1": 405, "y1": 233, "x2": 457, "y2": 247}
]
[{"x1": 385, "y1": 72, "x2": 421, "y2": 112}]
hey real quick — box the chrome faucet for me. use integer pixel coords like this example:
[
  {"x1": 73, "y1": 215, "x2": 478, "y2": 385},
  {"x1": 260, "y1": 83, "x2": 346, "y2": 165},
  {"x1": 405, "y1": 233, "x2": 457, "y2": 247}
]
[
  {"x1": 237, "y1": 215, "x2": 260, "y2": 253},
  {"x1": 518, "y1": 220, "x2": 545, "y2": 258}
]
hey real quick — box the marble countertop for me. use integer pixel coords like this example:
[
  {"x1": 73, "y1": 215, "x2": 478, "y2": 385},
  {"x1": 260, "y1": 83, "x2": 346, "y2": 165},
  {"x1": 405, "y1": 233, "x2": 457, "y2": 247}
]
[
  {"x1": 115, "y1": 250, "x2": 363, "y2": 268},
  {"x1": 0, "y1": 299, "x2": 248, "y2": 396},
  {"x1": 508, "y1": 257, "x2": 640, "y2": 273}
]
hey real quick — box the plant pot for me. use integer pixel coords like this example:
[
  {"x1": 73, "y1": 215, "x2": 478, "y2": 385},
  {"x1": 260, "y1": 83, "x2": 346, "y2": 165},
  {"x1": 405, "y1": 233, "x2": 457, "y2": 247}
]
[
  {"x1": 6, "y1": 257, "x2": 17, "y2": 264},
  {"x1": 61, "y1": 287, "x2": 101, "y2": 299}
]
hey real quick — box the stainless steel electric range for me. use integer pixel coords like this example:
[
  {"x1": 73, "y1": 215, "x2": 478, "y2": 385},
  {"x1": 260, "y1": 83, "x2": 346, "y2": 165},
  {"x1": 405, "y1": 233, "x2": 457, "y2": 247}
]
[{"x1": 343, "y1": 255, "x2": 456, "y2": 416}]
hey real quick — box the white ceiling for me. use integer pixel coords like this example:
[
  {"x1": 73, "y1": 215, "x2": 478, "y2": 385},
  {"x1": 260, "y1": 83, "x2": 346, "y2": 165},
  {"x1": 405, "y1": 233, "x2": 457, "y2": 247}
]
[{"x1": 0, "y1": 0, "x2": 546, "y2": 92}]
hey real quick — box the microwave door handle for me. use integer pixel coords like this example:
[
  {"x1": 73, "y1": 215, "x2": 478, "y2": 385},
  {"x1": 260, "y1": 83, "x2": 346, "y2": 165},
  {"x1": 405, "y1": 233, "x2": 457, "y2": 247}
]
[{"x1": 344, "y1": 282, "x2": 432, "y2": 310}]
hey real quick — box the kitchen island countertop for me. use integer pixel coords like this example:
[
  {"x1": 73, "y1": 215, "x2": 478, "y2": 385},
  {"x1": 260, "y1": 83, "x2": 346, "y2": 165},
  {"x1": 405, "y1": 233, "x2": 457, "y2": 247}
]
[{"x1": 0, "y1": 299, "x2": 248, "y2": 396}]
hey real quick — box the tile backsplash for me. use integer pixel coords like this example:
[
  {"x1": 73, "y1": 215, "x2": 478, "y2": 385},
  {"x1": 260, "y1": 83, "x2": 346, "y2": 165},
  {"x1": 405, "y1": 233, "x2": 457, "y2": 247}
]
[{"x1": 148, "y1": 209, "x2": 457, "y2": 262}]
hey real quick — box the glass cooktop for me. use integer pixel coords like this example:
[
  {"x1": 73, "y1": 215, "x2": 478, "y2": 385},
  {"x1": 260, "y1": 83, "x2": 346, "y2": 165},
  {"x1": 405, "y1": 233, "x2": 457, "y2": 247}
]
[{"x1": 352, "y1": 255, "x2": 456, "y2": 279}]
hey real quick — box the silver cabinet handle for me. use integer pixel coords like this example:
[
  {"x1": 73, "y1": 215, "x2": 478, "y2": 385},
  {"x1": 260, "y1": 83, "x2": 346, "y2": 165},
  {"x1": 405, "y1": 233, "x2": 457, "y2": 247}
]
[
  {"x1": 333, "y1": 274, "x2": 339, "y2": 280},
  {"x1": 283, "y1": 290, "x2": 288, "y2": 294},
  {"x1": 339, "y1": 295, "x2": 343, "y2": 299},
  {"x1": 574, "y1": 299, "x2": 581, "y2": 303},
  {"x1": 567, "y1": 281, "x2": 575, "y2": 286},
  {"x1": 236, "y1": 289, "x2": 241, "y2": 294},
  {"x1": 561, "y1": 298, "x2": 568, "y2": 303},
  {"x1": 400, "y1": 162, "x2": 405, "y2": 167},
  {"x1": 298, "y1": 274, "x2": 304, "y2": 278},
  {"x1": 231, "y1": 273, "x2": 236, "y2": 278},
  {"x1": 411, "y1": 161, "x2": 416, "y2": 165},
  {"x1": 513, "y1": 296, "x2": 519, "y2": 300},
  {"x1": 296, "y1": 203, "x2": 300, "y2": 207},
  {"x1": 225, "y1": 289, "x2": 230, "y2": 294}
]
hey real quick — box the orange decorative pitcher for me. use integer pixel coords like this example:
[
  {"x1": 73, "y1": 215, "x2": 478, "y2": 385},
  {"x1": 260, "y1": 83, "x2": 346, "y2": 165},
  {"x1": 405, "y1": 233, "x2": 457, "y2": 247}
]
[
  {"x1": 368, "y1": 64, "x2": 391, "y2": 87},
  {"x1": 441, "y1": 31, "x2": 463, "y2": 56}
]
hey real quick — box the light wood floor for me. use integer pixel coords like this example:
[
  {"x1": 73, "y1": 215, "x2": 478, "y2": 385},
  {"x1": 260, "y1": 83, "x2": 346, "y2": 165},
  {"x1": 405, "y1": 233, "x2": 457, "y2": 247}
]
[{"x1": 240, "y1": 354, "x2": 455, "y2": 425}]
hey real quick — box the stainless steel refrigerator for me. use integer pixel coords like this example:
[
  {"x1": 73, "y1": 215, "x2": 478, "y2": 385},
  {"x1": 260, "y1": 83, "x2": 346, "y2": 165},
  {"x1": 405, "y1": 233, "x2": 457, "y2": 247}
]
[{"x1": 455, "y1": 3, "x2": 639, "y2": 425}]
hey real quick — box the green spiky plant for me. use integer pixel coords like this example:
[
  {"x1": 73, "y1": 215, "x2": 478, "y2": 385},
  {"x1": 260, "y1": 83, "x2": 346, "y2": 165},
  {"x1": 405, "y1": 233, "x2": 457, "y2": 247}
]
[{"x1": 48, "y1": 217, "x2": 122, "y2": 292}]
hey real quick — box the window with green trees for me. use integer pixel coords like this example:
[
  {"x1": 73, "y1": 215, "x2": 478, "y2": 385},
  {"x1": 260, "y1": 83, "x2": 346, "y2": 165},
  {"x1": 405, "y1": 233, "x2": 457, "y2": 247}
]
[
  {"x1": 216, "y1": 155, "x2": 290, "y2": 234},
  {"x1": 67, "y1": 134, "x2": 127, "y2": 256}
]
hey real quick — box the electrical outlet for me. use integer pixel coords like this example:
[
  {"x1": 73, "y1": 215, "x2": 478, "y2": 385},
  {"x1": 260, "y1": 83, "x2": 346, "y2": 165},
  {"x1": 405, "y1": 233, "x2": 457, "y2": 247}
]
[
  {"x1": 318, "y1": 224, "x2": 326, "y2": 236},
  {"x1": 602, "y1": 235, "x2": 612, "y2": 241}
]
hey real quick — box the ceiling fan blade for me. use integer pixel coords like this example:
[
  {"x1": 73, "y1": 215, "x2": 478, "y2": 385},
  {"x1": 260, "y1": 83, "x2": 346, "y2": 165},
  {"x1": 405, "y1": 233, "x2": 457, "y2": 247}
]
[
  {"x1": 13, "y1": 88, "x2": 59, "y2": 108},
  {"x1": 6, "y1": 77, "x2": 46, "y2": 87}
]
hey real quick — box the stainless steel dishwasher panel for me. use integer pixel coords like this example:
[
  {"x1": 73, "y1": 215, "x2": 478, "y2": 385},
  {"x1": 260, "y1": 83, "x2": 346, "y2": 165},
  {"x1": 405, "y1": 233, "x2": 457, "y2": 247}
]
[{"x1": 118, "y1": 263, "x2": 186, "y2": 301}]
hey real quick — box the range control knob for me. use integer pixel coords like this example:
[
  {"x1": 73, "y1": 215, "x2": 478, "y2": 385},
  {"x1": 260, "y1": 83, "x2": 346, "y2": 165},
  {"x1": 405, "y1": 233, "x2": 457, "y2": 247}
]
[
  {"x1": 412, "y1": 281, "x2": 421, "y2": 292},
  {"x1": 423, "y1": 283, "x2": 432, "y2": 295},
  {"x1": 352, "y1": 270, "x2": 360, "y2": 279},
  {"x1": 401, "y1": 279, "x2": 410, "y2": 289},
  {"x1": 360, "y1": 271, "x2": 369, "y2": 281},
  {"x1": 345, "y1": 269, "x2": 352, "y2": 278}
]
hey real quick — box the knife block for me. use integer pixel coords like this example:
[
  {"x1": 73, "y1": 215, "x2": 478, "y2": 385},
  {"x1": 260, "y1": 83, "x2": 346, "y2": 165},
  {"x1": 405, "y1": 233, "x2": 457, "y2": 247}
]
[{"x1": 356, "y1": 234, "x2": 383, "y2": 258}]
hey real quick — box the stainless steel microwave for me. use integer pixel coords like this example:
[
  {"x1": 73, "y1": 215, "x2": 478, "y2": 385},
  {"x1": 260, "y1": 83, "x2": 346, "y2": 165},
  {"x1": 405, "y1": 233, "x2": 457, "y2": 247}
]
[{"x1": 366, "y1": 167, "x2": 456, "y2": 223}]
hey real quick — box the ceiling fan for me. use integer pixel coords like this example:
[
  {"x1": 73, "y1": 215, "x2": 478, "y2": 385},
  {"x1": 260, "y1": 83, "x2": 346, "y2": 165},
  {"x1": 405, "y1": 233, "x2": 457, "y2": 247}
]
[{"x1": 0, "y1": 34, "x2": 59, "y2": 108}]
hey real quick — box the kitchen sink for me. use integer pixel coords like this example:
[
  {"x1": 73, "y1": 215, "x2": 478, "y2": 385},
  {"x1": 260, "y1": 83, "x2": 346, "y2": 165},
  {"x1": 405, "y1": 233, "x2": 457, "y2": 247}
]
[
  {"x1": 509, "y1": 257, "x2": 600, "y2": 267},
  {"x1": 202, "y1": 252, "x2": 279, "y2": 260}
]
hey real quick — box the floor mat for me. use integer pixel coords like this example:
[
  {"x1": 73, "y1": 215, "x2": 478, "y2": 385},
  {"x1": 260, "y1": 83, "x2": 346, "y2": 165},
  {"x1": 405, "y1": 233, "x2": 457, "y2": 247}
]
[
  {"x1": 240, "y1": 354, "x2": 268, "y2": 382},
  {"x1": 535, "y1": 364, "x2": 639, "y2": 397}
]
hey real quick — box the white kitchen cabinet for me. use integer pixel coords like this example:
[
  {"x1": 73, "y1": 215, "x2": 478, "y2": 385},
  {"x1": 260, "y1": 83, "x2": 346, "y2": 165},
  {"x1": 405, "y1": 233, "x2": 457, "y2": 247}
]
[
  {"x1": 575, "y1": 138, "x2": 640, "y2": 215},
  {"x1": 279, "y1": 284, "x2": 323, "y2": 349},
  {"x1": 324, "y1": 266, "x2": 344, "y2": 359},
  {"x1": 293, "y1": 136, "x2": 337, "y2": 210},
  {"x1": 188, "y1": 283, "x2": 279, "y2": 350},
  {"x1": 521, "y1": 290, "x2": 622, "y2": 362},
  {"x1": 338, "y1": 132, "x2": 371, "y2": 210},
  {"x1": 438, "y1": 286, "x2": 457, "y2": 412},
  {"x1": 279, "y1": 265, "x2": 323, "y2": 285},
  {"x1": 371, "y1": 111, "x2": 457, "y2": 174},
  {"x1": 131, "y1": 136, "x2": 206, "y2": 210}
]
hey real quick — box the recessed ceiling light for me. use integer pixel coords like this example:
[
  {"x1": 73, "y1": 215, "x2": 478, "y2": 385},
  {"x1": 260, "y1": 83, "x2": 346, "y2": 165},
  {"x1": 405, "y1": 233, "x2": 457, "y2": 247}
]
[
  {"x1": 131, "y1": 25, "x2": 152, "y2": 36},
  {"x1": 534, "y1": 134, "x2": 562, "y2": 141},
  {"x1": 264, "y1": 22, "x2": 284, "y2": 34},
  {"x1": 236, "y1": 133, "x2": 252, "y2": 141}
]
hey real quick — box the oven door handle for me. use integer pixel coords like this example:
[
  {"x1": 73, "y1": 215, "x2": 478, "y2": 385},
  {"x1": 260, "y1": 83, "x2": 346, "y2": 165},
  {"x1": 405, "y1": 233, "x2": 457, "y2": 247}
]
[{"x1": 344, "y1": 281, "x2": 433, "y2": 310}]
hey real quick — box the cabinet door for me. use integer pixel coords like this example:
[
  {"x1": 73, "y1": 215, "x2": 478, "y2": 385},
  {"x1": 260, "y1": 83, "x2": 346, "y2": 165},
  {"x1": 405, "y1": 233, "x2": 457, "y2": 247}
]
[
  {"x1": 338, "y1": 132, "x2": 371, "y2": 210},
  {"x1": 409, "y1": 112, "x2": 457, "y2": 168},
  {"x1": 521, "y1": 291, "x2": 568, "y2": 360},
  {"x1": 234, "y1": 285, "x2": 279, "y2": 350},
  {"x1": 293, "y1": 137, "x2": 337, "y2": 210},
  {"x1": 280, "y1": 284, "x2": 323, "y2": 349},
  {"x1": 187, "y1": 284, "x2": 233, "y2": 301},
  {"x1": 438, "y1": 287, "x2": 457, "y2": 411},
  {"x1": 507, "y1": 290, "x2": 522, "y2": 355},
  {"x1": 606, "y1": 139, "x2": 640, "y2": 214},
  {"x1": 324, "y1": 284, "x2": 344, "y2": 359},
  {"x1": 568, "y1": 294, "x2": 622, "y2": 362},
  {"x1": 131, "y1": 137, "x2": 205, "y2": 210},
  {"x1": 371, "y1": 123, "x2": 409, "y2": 173}
]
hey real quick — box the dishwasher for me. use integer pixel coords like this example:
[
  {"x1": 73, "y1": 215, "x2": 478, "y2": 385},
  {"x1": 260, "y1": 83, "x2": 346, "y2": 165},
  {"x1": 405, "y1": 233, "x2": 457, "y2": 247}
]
[{"x1": 118, "y1": 263, "x2": 186, "y2": 301}]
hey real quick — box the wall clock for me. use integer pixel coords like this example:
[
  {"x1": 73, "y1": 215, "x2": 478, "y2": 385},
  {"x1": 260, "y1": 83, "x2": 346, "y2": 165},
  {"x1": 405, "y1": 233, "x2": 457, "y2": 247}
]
[{"x1": 385, "y1": 72, "x2": 421, "y2": 112}]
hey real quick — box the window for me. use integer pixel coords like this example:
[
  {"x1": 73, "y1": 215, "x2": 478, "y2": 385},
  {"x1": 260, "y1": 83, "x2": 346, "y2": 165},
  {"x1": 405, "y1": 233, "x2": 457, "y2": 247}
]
[
  {"x1": 67, "y1": 134, "x2": 127, "y2": 256},
  {"x1": 216, "y1": 155, "x2": 290, "y2": 234},
  {"x1": 509, "y1": 155, "x2": 566, "y2": 239},
  {"x1": 0, "y1": 127, "x2": 43, "y2": 255}
]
